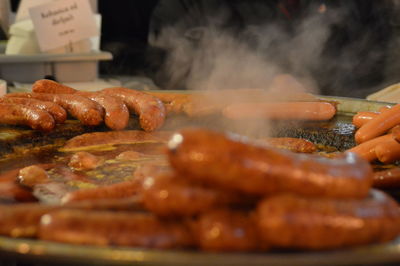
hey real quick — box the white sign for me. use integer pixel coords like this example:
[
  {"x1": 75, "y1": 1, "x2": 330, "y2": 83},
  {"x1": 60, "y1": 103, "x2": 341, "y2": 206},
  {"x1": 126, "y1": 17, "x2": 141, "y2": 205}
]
[
  {"x1": 29, "y1": 0, "x2": 99, "y2": 52},
  {"x1": 15, "y1": 0, "x2": 54, "y2": 22}
]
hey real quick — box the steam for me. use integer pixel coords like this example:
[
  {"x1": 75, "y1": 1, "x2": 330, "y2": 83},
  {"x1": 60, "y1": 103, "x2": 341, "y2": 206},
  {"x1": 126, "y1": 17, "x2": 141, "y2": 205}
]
[
  {"x1": 152, "y1": 4, "x2": 345, "y2": 94},
  {"x1": 150, "y1": 3, "x2": 381, "y2": 136}
]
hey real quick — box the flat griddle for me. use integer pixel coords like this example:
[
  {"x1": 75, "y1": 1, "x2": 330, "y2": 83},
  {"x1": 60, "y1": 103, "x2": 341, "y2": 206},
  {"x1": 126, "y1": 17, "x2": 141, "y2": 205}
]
[{"x1": 0, "y1": 95, "x2": 399, "y2": 266}]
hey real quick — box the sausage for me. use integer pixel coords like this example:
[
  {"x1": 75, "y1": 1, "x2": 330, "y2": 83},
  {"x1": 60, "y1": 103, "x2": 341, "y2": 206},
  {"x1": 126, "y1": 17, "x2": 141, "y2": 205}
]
[
  {"x1": 352, "y1": 111, "x2": 379, "y2": 128},
  {"x1": 61, "y1": 179, "x2": 139, "y2": 203},
  {"x1": 0, "y1": 169, "x2": 37, "y2": 202},
  {"x1": 347, "y1": 134, "x2": 393, "y2": 162},
  {"x1": 38, "y1": 209, "x2": 193, "y2": 248},
  {"x1": 256, "y1": 190, "x2": 400, "y2": 250},
  {"x1": 0, "y1": 203, "x2": 58, "y2": 237},
  {"x1": 134, "y1": 164, "x2": 246, "y2": 217},
  {"x1": 374, "y1": 137, "x2": 400, "y2": 164},
  {"x1": 75, "y1": 91, "x2": 130, "y2": 130},
  {"x1": 191, "y1": 209, "x2": 260, "y2": 251},
  {"x1": 145, "y1": 91, "x2": 193, "y2": 114},
  {"x1": 222, "y1": 102, "x2": 336, "y2": 120},
  {"x1": 373, "y1": 168, "x2": 400, "y2": 189},
  {"x1": 101, "y1": 87, "x2": 166, "y2": 131},
  {"x1": 68, "y1": 151, "x2": 104, "y2": 171},
  {"x1": 60, "y1": 130, "x2": 170, "y2": 152},
  {"x1": 167, "y1": 128, "x2": 373, "y2": 198},
  {"x1": 258, "y1": 137, "x2": 317, "y2": 153},
  {"x1": 0, "y1": 103, "x2": 55, "y2": 131},
  {"x1": 355, "y1": 104, "x2": 400, "y2": 144},
  {"x1": 5, "y1": 93, "x2": 103, "y2": 126},
  {"x1": 0, "y1": 97, "x2": 67, "y2": 124},
  {"x1": 32, "y1": 79, "x2": 77, "y2": 94}
]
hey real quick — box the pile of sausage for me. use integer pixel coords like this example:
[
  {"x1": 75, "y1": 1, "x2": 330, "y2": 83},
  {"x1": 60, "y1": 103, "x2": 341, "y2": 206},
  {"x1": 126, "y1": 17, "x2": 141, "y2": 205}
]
[
  {"x1": 349, "y1": 105, "x2": 400, "y2": 188},
  {"x1": 0, "y1": 79, "x2": 166, "y2": 132},
  {"x1": 1, "y1": 128, "x2": 398, "y2": 252}
]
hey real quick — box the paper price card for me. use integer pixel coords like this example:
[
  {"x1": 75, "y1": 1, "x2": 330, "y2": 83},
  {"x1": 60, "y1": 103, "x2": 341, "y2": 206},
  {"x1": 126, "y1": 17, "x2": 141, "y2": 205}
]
[{"x1": 29, "y1": 0, "x2": 99, "y2": 52}]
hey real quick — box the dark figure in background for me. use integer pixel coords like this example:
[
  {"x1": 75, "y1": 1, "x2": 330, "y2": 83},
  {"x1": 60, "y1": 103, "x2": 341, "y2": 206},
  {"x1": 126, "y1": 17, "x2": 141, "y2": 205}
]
[{"x1": 147, "y1": 0, "x2": 393, "y2": 98}]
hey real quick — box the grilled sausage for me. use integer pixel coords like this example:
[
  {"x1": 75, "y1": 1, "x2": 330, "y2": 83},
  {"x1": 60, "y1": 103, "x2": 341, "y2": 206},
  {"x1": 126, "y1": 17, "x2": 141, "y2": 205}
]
[
  {"x1": 32, "y1": 79, "x2": 77, "y2": 94},
  {"x1": 373, "y1": 168, "x2": 400, "y2": 189},
  {"x1": 0, "y1": 203, "x2": 58, "y2": 237},
  {"x1": 5, "y1": 93, "x2": 103, "y2": 126},
  {"x1": 0, "y1": 97, "x2": 67, "y2": 124},
  {"x1": 258, "y1": 137, "x2": 317, "y2": 153},
  {"x1": 222, "y1": 102, "x2": 336, "y2": 121},
  {"x1": 60, "y1": 130, "x2": 170, "y2": 152},
  {"x1": 347, "y1": 134, "x2": 393, "y2": 162},
  {"x1": 167, "y1": 128, "x2": 373, "y2": 198},
  {"x1": 38, "y1": 209, "x2": 193, "y2": 248},
  {"x1": 355, "y1": 104, "x2": 400, "y2": 144},
  {"x1": 0, "y1": 103, "x2": 55, "y2": 131},
  {"x1": 75, "y1": 91, "x2": 130, "y2": 130},
  {"x1": 101, "y1": 87, "x2": 166, "y2": 131},
  {"x1": 352, "y1": 111, "x2": 379, "y2": 128},
  {"x1": 256, "y1": 190, "x2": 400, "y2": 250},
  {"x1": 191, "y1": 209, "x2": 260, "y2": 251},
  {"x1": 374, "y1": 137, "x2": 400, "y2": 164},
  {"x1": 134, "y1": 165, "x2": 246, "y2": 217}
]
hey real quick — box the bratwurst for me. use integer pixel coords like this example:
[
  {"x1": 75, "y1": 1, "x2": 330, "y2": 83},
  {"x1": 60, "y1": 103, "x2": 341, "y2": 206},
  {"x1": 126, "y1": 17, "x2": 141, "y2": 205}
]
[{"x1": 167, "y1": 128, "x2": 373, "y2": 198}]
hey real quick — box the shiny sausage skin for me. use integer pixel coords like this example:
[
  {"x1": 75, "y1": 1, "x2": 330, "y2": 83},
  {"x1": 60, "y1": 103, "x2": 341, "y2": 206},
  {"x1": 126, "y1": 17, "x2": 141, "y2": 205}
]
[
  {"x1": 258, "y1": 137, "x2": 317, "y2": 153},
  {"x1": 373, "y1": 168, "x2": 400, "y2": 189},
  {"x1": 191, "y1": 209, "x2": 260, "y2": 251},
  {"x1": 32, "y1": 79, "x2": 77, "y2": 94},
  {"x1": 167, "y1": 128, "x2": 373, "y2": 198},
  {"x1": 256, "y1": 190, "x2": 400, "y2": 250},
  {"x1": 145, "y1": 91, "x2": 192, "y2": 114},
  {"x1": 5, "y1": 93, "x2": 103, "y2": 126},
  {"x1": 352, "y1": 111, "x2": 379, "y2": 128},
  {"x1": 222, "y1": 102, "x2": 336, "y2": 121},
  {"x1": 355, "y1": 103, "x2": 400, "y2": 144},
  {"x1": 101, "y1": 87, "x2": 166, "y2": 131},
  {"x1": 374, "y1": 137, "x2": 400, "y2": 164},
  {"x1": 61, "y1": 180, "x2": 139, "y2": 203},
  {"x1": 60, "y1": 130, "x2": 170, "y2": 152},
  {"x1": 0, "y1": 97, "x2": 67, "y2": 124},
  {"x1": 134, "y1": 165, "x2": 247, "y2": 217},
  {"x1": 0, "y1": 169, "x2": 37, "y2": 202},
  {"x1": 0, "y1": 203, "x2": 58, "y2": 237},
  {"x1": 75, "y1": 91, "x2": 130, "y2": 130},
  {"x1": 347, "y1": 134, "x2": 393, "y2": 162},
  {"x1": 38, "y1": 209, "x2": 193, "y2": 248},
  {"x1": 0, "y1": 103, "x2": 55, "y2": 131}
]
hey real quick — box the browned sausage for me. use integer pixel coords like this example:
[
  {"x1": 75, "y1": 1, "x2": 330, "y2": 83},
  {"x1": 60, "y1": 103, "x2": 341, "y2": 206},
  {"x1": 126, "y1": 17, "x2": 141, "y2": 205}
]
[
  {"x1": 167, "y1": 128, "x2": 373, "y2": 198},
  {"x1": 134, "y1": 164, "x2": 246, "y2": 217},
  {"x1": 38, "y1": 209, "x2": 193, "y2": 248},
  {"x1": 101, "y1": 87, "x2": 166, "y2": 131},
  {"x1": 191, "y1": 209, "x2": 260, "y2": 251},
  {"x1": 258, "y1": 137, "x2": 317, "y2": 153},
  {"x1": 0, "y1": 103, "x2": 55, "y2": 131},
  {"x1": 373, "y1": 168, "x2": 400, "y2": 189},
  {"x1": 75, "y1": 91, "x2": 130, "y2": 130},
  {"x1": 5, "y1": 93, "x2": 103, "y2": 126},
  {"x1": 222, "y1": 102, "x2": 336, "y2": 121},
  {"x1": 256, "y1": 190, "x2": 400, "y2": 250},
  {"x1": 0, "y1": 203, "x2": 58, "y2": 237},
  {"x1": 60, "y1": 130, "x2": 170, "y2": 152},
  {"x1": 61, "y1": 179, "x2": 139, "y2": 203},
  {"x1": 32, "y1": 79, "x2": 77, "y2": 94},
  {"x1": 0, "y1": 97, "x2": 67, "y2": 124}
]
